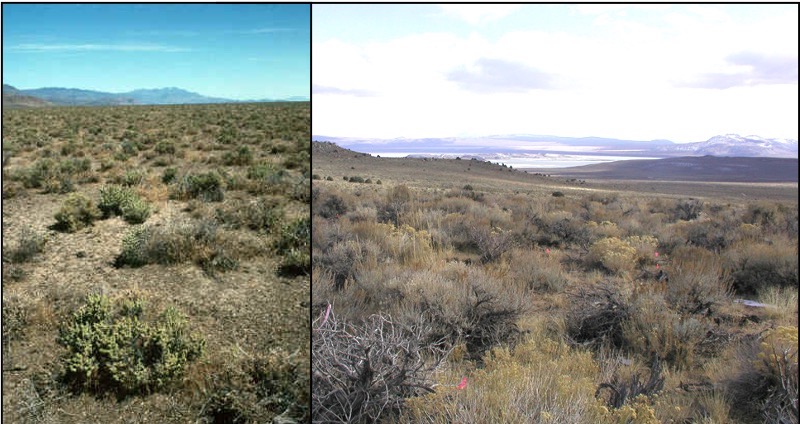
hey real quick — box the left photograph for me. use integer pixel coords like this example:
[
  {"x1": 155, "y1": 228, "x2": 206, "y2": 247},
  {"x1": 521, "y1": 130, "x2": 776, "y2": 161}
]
[{"x1": 2, "y1": 4, "x2": 310, "y2": 423}]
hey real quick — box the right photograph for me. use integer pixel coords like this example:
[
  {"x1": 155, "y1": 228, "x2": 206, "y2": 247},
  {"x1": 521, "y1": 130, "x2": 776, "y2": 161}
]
[{"x1": 311, "y1": 4, "x2": 799, "y2": 424}]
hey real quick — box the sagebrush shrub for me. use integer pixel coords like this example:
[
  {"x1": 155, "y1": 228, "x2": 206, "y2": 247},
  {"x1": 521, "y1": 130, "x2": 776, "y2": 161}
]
[
  {"x1": 671, "y1": 198, "x2": 703, "y2": 221},
  {"x1": 57, "y1": 294, "x2": 204, "y2": 396},
  {"x1": 54, "y1": 193, "x2": 101, "y2": 232},
  {"x1": 6, "y1": 228, "x2": 46, "y2": 263},
  {"x1": 313, "y1": 310, "x2": 447, "y2": 424},
  {"x1": 666, "y1": 246, "x2": 731, "y2": 315},
  {"x1": 23, "y1": 158, "x2": 59, "y2": 190},
  {"x1": 566, "y1": 282, "x2": 632, "y2": 348},
  {"x1": 317, "y1": 194, "x2": 348, "y2": 219},
  {"x1": 727, "y1": 240, "x2": 799, "y2": 295},
  {"x1": 622, "y1": 293, "x2": 708, "y2": 370}
]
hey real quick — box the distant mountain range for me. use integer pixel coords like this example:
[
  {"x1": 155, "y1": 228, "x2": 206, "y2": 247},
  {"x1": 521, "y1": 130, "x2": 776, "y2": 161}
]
[
  {"x1": 2, "y1": 84, "x2": 308, "y2": 107},
  {"x1": 2, "y1": 84, "x2": 53, "y2": 108},
  {"x1": 313, "y1": 134, "x2": 799, "y2": 159},
  {"x1": 531, "y1": 155, "x2": 798, "y2": 183}
]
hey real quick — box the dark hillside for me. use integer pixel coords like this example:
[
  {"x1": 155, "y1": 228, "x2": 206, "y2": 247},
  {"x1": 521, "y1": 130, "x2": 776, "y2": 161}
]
[{"x1": 524, "y1": 156, "x2": 798, "y2": 183}]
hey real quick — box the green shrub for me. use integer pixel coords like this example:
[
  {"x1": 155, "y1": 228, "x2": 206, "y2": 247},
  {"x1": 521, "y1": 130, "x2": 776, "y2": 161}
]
[
  {"x1": 215, "y1": 198, "x2": 283, "y2": 232},
  {"x1": 117, "y1": 225, "x2": 151, "y2": 267},
  {"x1": 283, "y1": 149, "x2": 309, "y2": 170},
  {"x1": 99, "y1": 185, "x2": 136, "y2": 217},
  {"x1": 154, "y1": 140, "x2": 176, "y2": 155},
  {"x1": 162, "y1": 167, "x2": 177, "y2": 184},
  {"x1": 54, "y1": 193, "x2": 101, "y2": 232},
  {"x1": 116, "y1": 220, "x2": 238, "y2": 274},
  {"x1": 247, "y1": 162, "x2": 282, "y2": 181},
  {"x1": 120, "y1": 196, "x2": 152, "y2": 224},
  {"x1": 276, "y1": 216, "x2": 310, "y2": 256},
  {"x1": 622, "y1": 294, "x2": 707, "y2": 370},
  {"x1": 98, "y1": 185, "x2": 151, "y2": 224},
  {"x1": 222, "y1": 145, "x2": 253, "y2": 166},
  {"x1": 120, "y1": 169, "x2": 145, "y2": 187},
  {"x1": 57, "y1": 294, "x2": 205, "y2": 396},
  {"x1": 173, "y1": 172, "x2": 224, "y2": 202}
]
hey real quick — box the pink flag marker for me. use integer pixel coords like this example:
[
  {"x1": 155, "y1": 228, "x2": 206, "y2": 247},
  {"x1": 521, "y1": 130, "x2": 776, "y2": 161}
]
[
  {"x1": 654, "y1": 252, "x2": 659, "y2": 257},
  {"x1": 319, "y1": 303, "x2": 331, "y2": 328},
  {"x1": 545, "y1": 248, "x2": 551, "y2": 255},
  {"x1": 656, "y1": 264, "x2": 660, "y2": 269},
  {"x1": 456, "y1": 377, "x2": 467, "y2": 390}
]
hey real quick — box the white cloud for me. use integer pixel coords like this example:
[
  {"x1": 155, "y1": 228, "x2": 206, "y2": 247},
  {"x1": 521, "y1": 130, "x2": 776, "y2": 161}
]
[{"x1": 314, "y1": 5, "x2": 798, "y2": 141}]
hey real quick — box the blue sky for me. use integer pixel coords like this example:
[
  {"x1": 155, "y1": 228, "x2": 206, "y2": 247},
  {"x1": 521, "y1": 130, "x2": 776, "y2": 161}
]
[
  {"x1": 313, "y1": 4, "x2": 798, "y2": 142},
  {"x1": 3, "y1": 4, "x2": 309, "y2": 100}
]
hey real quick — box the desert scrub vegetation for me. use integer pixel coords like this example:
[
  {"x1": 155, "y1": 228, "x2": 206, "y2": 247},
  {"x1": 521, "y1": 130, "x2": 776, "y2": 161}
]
[
  {"x1": 57, "y1": 293, "x2": 205, "y2": 396},
  {"x1": 3, "y1": 103, "x2": 309, "y2": 423},
  {"x1": 98, "y1": 184, "x2": 152, "y2": 224},
  {"x1": 311, "y1": 151, "x2": 798, "y2": 423},
  {"x1": 53, "y1": 192, "x2": 102, "y2": 232}
]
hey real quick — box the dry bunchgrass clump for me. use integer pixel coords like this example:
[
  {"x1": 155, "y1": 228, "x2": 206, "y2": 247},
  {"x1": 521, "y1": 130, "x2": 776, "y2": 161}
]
[
  {"x1": 402, "y1": 322, "x2": 605, "y2": 423},
  {"x1": 505, "y1": 248, "x2": 566, "y2": 293},
  {"x1": 757, "y1": 286, "x2": 799, "y2": 326}
]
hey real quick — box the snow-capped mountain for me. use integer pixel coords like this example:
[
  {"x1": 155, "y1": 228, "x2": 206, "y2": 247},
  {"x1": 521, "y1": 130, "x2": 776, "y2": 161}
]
[
  {"x1": 315, "y1": 133, "x2": 798, "y2": 159},
  {"x1": 662, "y1": 134, "x2": 798, "y2": 158}
]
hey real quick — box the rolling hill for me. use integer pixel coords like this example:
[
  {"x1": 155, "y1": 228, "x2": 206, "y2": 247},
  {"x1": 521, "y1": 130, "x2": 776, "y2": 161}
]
[{"x1": 2, "y1": 84, "x2": 52, "y2": 108}]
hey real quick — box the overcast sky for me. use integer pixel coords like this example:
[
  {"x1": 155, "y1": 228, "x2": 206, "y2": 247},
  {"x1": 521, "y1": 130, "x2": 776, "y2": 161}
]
[
  {"x1": 312, "y1": 4, "x2": 798, "y2": 143},
  {"x1": 3, "y1": 4, "x2": 309, "y2": 100}
]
